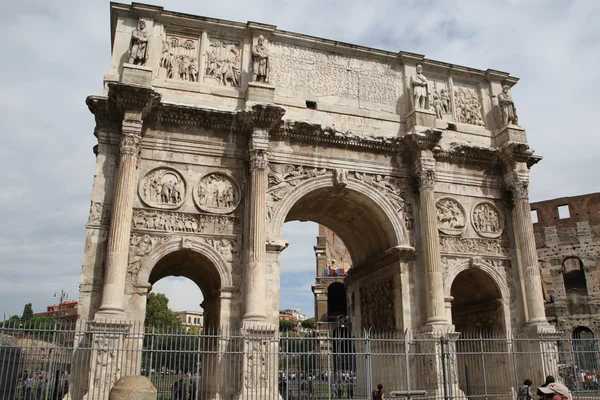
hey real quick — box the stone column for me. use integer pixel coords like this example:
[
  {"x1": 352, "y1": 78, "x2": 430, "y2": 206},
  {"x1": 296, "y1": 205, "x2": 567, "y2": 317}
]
[
  {"x1": 96, "y1": 116, "x2": 143, "y2": 319},
  {"x1": 507, "y1": 179, "x2": 547, "y2": 325},
  {"x1": 95, "y1": 80, "x2": 160, "y2": 321},
  {"x1": 415, "y1": 153, "x2": 447, "y2": 327},
  {"x1": 243, "y1": 131, "x2": 269, "y2": 322}
]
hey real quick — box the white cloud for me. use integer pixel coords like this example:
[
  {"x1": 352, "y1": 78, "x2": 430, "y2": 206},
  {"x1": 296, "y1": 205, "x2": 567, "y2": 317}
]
[{"x1": 0, "y1": 0, "x2": 598, "y2": 320}]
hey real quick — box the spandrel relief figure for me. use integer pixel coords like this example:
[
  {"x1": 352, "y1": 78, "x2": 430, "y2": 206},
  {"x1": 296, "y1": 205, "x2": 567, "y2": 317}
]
[
  {"x1": 498, "y1": 85, "x2": 518, "y2": 126},
  {"x1": 252, "y1": 35, "x2": 270, "y2": 83},
  {"x1": 410, "y1": 64, "x2": 429, "y2": 109},
  {"x1": 128, "y1": 20, "x2": 149, "y2": 66}
]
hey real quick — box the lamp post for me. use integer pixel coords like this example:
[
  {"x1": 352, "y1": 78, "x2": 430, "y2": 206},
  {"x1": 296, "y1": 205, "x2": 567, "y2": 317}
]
[{"x1": 53, "y1": 290, "x2": 68, "y2": 309}]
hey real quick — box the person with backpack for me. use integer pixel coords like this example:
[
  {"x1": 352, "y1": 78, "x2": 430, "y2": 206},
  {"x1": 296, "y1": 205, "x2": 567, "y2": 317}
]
[{"x1": 372, "y1": 383, "x2": 384, "y2": 400}]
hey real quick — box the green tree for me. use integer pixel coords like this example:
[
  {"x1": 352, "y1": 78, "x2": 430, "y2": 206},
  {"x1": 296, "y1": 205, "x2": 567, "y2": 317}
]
[
  {"x1": 21, "y1": 303, "x2": 33, "y2": 321},
  {"x1": 279, "y1": 319, "x2": 296, "y2": 332},
  {"x1": 144, "y1": 292, "x2": 181, "y2": 328},
  {"x1": 300, "y1": 318, "x2": 316, "y2": 330},
  {"x1": 3, "y1": 315, "x2": 20, "y2": 327}
]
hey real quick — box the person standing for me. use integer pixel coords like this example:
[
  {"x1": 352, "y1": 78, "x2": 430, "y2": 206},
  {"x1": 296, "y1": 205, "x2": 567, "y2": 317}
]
[
  {"x1": 371, "y1": 383, "x2": 384, "y2": 400},
  {"x1": 518, "y1": 379, "x2": 534, "y2": 400}
]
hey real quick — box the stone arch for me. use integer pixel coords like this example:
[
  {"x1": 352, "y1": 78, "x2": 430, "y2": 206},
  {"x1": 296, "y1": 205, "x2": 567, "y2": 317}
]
[
  {"x1": 562, "y1": 256, "x2": 587, "y2": 295},
  {"x1": 136, "y1": 236, "x2": 233, "y2": 289},
  {"x1": 327, "y1": 282, "x2": 347, "y2": 318},
  {"x1": 444, "y1": 258, "x2": 509, "y2": 301},
  {"x1": 269, "y1": 174, "x2": 407, "y2": 265}
]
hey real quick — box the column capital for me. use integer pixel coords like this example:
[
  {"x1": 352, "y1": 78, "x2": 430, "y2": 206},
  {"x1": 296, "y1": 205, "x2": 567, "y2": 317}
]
[
  {"x1": 249, "y1": 148, "x2": 269, "y2": 170},
  {"x1": 413, "y1": 155, "x2": 437, "y2": 190},
  {"x1": 238, "y1": 103, "x2": 286, "y2": 133},
  {"x1": 120, "y1": 119, "x2": 143, "y2": 156},
  {"x1": 506, "y1": 180, "x2": 529, "y2": 200}
]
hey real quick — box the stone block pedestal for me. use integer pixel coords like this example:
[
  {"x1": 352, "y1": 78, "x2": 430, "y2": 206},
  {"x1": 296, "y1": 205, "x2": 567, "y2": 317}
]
[
  {"x1": 494, "y1": 124, "x2": 527, "y2": 146},
  {"x1": 245, "y1": 82, "x2": 275, "y2": 103},
  {"x1": 406, "y1": 108, "x2": 437, "y2": 130},
  {"x1": 120, "y1": 64, "x2": 153, "y2": 86}
]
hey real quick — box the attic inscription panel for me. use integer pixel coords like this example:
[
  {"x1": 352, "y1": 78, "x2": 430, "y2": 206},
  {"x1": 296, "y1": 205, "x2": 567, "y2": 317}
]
[{"x1": 268, "y1": 42, "x2": 403, "y2": 107}]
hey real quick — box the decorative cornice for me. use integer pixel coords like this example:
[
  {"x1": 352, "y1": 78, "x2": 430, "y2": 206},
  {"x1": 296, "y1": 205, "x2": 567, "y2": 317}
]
[
  {"x1": 434, "y1": 143, "x2": 500, "y2": 166},
  {"x1": 156, "y1": 103, "x2": 239, "y2": 132},
  {"x1": 107, "y1": 83, "x2": 161, "y2": 117},
  {"x1": 271, "y1": 120, "x2": 404, "y2": 152},
  {"x1": 400, "y1": 129, "x2": 443, "y2": 156},
  {"x1": 86, "y1": 96, "x2": 120, "y2": 132},
  {"x1": 237, "y1": 103, "x2": 286, "y2": 133}
]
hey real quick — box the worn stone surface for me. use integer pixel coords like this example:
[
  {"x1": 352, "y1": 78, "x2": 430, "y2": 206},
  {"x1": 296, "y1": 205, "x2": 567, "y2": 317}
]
[
  {"x1": 109, "y1": 375, "x2": 156, "y2": 400},
  {"x1": 532, "y1": 193, "x2": 600, "y2": 333}
]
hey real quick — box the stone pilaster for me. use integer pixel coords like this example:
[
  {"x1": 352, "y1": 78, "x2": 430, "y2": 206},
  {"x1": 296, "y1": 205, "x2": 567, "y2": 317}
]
[
  {"x1": 415, "y1": 153, "x2": 447, "y2": 328},
  {"x1": 95, "y1": 83, "x2": 160, "y2": 320}
]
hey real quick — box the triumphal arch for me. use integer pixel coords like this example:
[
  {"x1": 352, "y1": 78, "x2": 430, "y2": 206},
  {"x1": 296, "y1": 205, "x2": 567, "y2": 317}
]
[{"x1": 76, "y1": 2, "x2": 555, "y2": 398}]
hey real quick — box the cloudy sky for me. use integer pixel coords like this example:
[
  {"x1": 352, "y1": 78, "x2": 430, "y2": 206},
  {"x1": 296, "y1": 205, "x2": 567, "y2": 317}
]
[{"x1": 1, "y1": 0, "x2": 598, "y2": 320}]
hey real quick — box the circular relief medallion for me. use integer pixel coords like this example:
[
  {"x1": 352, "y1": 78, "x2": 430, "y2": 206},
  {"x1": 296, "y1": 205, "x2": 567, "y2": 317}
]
[
  {"x1": 436, "y1": 197, "x2": 467, "y2": 236},
  {"x1": 139, "y1": 168, "x2": 186, "y2": 209},
  {"x1": 194, "y1": 172, "x2": 241, "y2": 214},
  {"x1": 471, "y1": 201, "x2": 504, "y2": 238}
]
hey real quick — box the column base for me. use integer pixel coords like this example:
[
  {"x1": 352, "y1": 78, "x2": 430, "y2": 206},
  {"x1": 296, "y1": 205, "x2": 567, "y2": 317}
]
[{"x1": 94, "y1": 306, "x2": 126, "y2": 321}]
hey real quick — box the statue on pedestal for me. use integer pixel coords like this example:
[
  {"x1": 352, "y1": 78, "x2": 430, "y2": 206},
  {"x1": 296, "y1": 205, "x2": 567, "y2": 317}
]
[
  {"x1": 410, "y1": 64, "x2": 430, "y2": 110},
  {"x1": 252, "y1": 35, "x2": 270, "y2": 83},
  {"x1": 128, "y1": 20, "x2": 149, "y2": 66},
  {"x1": 498, "y1": 85, "x2": 518, "y2": 126}
]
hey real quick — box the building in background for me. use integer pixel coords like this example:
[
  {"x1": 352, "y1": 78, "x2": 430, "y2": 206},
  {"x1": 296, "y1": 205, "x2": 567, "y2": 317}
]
[
  {"x1": 176, "y1": 310, "x2": 204, "y2": 330},
  {"x1": 312, "y1": 225, "x2": 352, "y2": 324},
  {"x1": 532, "y1": 193, "x2": 600, "y2": 335},
  {"x1": 33, "y1": 300, "x2": 78, "y2": 328}
]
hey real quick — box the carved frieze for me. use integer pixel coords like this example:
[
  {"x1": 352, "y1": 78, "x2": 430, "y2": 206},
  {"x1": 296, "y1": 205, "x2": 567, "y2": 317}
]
[
  {"x1": 436, "y1": 197, "x2": 466, "y2": 236},
  {"x1": 139, "y1": 168, "x2": 186, "y2": 209},
  {"x1": 453, "y1": 84, "x2": 485, "y2": 126},
  {"x1": 204, "y1": 38, "x2": 241, "y2": 87},
  {"x1": 471, "y1": 201, "x2": 503, "y2": 238},
  {"x1": 132, "y1": 209, "x2": 238, "y2": 235},
  {"x1": 159, "y1": 34, "x2": 199, "y2": 81},
  {"x1": 194, "y1": 172, "x2": 241, "y2": 214},
  {"x1": 88, "y1": 202, "x2": 112, "y2": 226},
  {"x1": 360, "y1": 278, "x2": 395, "y2": 332},
  {"x1": 440, "y1": 236, "x2": 509, "y2": 257},
  {"x1": 245, "y1": 339, "x2": 269, "y2": 389}
]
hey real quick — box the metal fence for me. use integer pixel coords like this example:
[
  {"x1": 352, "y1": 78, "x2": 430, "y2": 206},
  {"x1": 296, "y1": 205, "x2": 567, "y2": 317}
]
[{"x1": 1, "y1": 320, "x2": 600, "y2": 400}]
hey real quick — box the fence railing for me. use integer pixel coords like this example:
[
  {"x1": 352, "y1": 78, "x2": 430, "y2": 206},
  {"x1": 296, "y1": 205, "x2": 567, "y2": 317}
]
[{"x1": 1, "y1": 320, "x2": 600, "y2": 400}]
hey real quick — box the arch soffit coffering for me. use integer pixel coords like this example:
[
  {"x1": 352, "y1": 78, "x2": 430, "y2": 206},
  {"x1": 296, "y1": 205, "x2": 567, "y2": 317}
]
[
  {"x1": 444, "y1": 258, "x2": 509, "y2": 301},
  {"x1": 268, "y1": 174, "x2": 407, "y2": 246},
  {"x1": 136, "y1": 237, "x2": 233, "y2": 289}
]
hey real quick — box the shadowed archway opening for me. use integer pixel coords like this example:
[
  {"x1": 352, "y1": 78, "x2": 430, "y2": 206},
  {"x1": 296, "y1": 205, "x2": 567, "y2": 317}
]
[
  {"x1": 573, "y1": 326, "x2": 598, "y2": 372},
  {"x1": 327, "y1": 282, "x2": 347, "y2": 319},
  {"x1": 149, "y1": 249, "x2": 222, "y2": 330},
  {"x1": 451, "y1": 268, "x2": 506, "y2": 398},
  {"x1": 563, "y1": 257, "x2": 587, "y2": 295}
]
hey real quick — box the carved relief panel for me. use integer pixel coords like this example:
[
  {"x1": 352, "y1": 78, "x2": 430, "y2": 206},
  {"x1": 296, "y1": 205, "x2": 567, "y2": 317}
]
[
  {"x1": 429, "y1": 78, "x2": 452, "y2": 120},
  {"x1": 159, "y1": 34, "x2": 200, "y2": 81},
  {"x1": 436, "y1": 197, "x2": 466, "y2": 236},
  {"x1": 132, "y1": 209, "x2": 239, "y2": 235},
  {"x1": 194, "y1": 172, "x2": 241, "y2": 214},
  {"x1": 453, "y1": 83, "x2": 485, "y2": 126},
  {"x1": 139, "y1": 168, "x2": 186, "y2": 209},
  {"x1": 204, "y1": 37, "x2": 241, "y2": 87},
  {"x1": 471, "y1": 201, "x2": 504, "y2": 238},
  {"x1": 359, "y1": 277, "x2": 395, "y2": 332}
]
